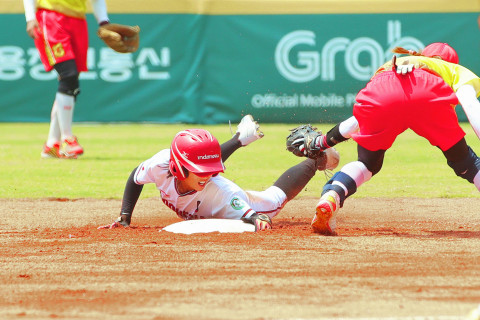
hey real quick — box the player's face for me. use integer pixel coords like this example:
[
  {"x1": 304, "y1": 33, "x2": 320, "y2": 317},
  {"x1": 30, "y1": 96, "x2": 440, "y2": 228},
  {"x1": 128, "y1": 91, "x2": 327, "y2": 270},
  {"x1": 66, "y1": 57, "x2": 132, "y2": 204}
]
[{"x1": 182, "y1": 172, "x2": 214, "y2": 192}]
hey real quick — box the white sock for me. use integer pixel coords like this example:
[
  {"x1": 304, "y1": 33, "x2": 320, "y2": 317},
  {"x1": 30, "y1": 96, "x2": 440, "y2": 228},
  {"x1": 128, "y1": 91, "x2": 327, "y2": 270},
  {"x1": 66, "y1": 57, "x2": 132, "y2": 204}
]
[
  {"x1": 332, "y1": 161, "x2": 373, "y2": 197},
  {"x1": 46, "y1": 101, "x2": 61, "y2": 147},
  {"x1": 339, "y1": 116, "x2": 359, "y2": 139},
  {"x1": 55, "y1": 92, "x2": 75, "y2": 141}
]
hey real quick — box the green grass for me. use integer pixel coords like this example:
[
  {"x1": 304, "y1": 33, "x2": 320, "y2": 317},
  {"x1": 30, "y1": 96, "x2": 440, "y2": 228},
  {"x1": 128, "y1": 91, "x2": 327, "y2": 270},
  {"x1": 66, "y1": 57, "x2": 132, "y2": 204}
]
[{"x1": 1, "y1": 122, "x2": 479, "y2": 199}]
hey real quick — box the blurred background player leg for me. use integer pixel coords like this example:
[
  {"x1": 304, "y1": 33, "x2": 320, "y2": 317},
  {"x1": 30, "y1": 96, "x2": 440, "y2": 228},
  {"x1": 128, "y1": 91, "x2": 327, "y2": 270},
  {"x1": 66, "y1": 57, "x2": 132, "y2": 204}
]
[
  {"x1": 41, "y1": 90, "x2": 84, "y2": 159},
  {"x1": 23, "y1": 3, "x2": 101, "y2": 159},
  {"x1": 41, "y1": 102, "x2": 62, "y2": 158},
  {"x1": 54, "y1": 60, "x2": 84, "y2": 158}
]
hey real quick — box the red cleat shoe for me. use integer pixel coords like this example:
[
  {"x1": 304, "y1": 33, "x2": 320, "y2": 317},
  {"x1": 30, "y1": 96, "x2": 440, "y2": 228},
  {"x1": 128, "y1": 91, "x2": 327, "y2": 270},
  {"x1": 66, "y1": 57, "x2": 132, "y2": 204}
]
[
  {"x1": 312, "y1": 191, "x2": 339, "y2": 235},
  {"x1": 61, "y1": 136, "x2": 84, "y2": 158},
  {"x1": 41, "y1": 142, "x2": 61, "y2": 159}
]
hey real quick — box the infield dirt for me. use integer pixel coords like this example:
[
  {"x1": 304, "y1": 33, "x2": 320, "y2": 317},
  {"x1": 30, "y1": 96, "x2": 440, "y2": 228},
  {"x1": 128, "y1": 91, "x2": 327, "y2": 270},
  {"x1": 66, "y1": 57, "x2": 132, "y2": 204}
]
[{"x1": 1, "y1": 197, "x2": 480, "y2": 320}]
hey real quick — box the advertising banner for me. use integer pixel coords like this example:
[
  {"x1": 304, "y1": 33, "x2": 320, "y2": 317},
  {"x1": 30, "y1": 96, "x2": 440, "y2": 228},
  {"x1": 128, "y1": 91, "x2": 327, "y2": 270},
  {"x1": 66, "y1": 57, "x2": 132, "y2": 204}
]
[{"x1": 1, "y1": 10, "x2": 479, "y2": 123}]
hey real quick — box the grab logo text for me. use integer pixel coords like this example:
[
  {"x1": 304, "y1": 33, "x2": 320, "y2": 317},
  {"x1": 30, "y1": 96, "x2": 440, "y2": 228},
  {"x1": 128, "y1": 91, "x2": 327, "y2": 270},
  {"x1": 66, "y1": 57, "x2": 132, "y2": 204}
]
[{"x1": 274, "y1": 20, "x2": 424, "y2": 83}]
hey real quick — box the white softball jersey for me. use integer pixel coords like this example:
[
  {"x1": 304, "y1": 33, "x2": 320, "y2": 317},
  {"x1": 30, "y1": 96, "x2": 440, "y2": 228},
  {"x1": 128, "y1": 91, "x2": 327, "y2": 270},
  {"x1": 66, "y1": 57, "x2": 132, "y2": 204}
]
[{"x1": 134, "y1": 149, "x2": 287, "y2": 221}]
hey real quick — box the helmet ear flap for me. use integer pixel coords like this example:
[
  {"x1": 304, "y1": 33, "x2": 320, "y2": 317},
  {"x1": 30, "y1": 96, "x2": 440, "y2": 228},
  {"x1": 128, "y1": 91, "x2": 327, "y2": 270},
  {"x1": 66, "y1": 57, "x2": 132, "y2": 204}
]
[{"x1": 169, "y1": 159, "x2": 186, "y2": 180}]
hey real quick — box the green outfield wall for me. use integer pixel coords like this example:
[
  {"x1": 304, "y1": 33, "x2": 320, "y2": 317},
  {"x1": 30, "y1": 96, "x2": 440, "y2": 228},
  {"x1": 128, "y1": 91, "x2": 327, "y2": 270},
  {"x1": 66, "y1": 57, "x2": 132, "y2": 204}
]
[{"x1": 1, "y1": 1, "x2": 480, "y2": 123}]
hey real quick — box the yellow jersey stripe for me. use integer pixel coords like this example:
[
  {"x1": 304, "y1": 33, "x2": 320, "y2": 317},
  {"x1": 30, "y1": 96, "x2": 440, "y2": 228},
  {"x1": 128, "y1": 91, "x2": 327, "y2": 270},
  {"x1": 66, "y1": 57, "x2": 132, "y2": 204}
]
[{"x1": 5, "y1": 0, "x2": 480, "y2": 14}]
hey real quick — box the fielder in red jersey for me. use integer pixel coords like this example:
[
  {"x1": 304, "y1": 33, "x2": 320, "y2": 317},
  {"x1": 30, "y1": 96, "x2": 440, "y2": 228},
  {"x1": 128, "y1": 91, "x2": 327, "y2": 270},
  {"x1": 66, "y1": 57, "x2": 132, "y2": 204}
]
[
  {"x1": 288, "y1": 42, "x2": 480, "y2": 235},
  {"x1": 23, "y1": 0, "x2": 110, "y2": 159},
  {"x1": 352, "y1": 62, "x2": 464, "y2": 152}
]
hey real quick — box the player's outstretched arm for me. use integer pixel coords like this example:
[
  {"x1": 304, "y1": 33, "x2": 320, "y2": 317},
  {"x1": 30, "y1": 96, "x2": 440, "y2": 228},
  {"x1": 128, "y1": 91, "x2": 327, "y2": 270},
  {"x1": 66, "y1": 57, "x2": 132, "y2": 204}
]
[
  {"x1": 98, "y1": 167, "x2": 144, "y2": 229},
  {"x1": 221, "y1": 114, "x2": 264, "y2": 162}
]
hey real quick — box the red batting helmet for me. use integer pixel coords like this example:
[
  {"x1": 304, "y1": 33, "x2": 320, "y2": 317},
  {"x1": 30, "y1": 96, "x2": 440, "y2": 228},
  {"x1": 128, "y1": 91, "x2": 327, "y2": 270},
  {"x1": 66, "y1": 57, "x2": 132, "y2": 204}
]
[
  {"x1": 422, "y1": 42, "x2": 459, "y2": 64},
  {"x1": 169, "y1": 129, "x2": 224, "y2": 180}
]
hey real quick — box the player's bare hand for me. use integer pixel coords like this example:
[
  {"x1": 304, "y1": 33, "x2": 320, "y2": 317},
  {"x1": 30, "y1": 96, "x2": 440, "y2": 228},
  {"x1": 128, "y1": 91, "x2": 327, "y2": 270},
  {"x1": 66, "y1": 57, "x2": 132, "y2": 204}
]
[
  {"x1": 97, "y1": 221, "x2": 123, "y2": 229},
  {"x1": 242, "y1": 213, "x2": 272, "y2": 232},
  {"x1": 254, "y1": 218, "x2": 272, "y2": 231},
  {"x1": 97, "y1": 213, "x2": 131, "y2": 229},
  {"x1": 26, "y1": 20, "x2": 39, "y2": 39}
]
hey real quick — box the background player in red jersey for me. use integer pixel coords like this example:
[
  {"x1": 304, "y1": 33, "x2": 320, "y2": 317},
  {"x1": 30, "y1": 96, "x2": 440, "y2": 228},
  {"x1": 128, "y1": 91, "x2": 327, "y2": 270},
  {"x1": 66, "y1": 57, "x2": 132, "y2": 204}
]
[{"x1": 23, "y1": 0, "x2": 110, "y2": 158}]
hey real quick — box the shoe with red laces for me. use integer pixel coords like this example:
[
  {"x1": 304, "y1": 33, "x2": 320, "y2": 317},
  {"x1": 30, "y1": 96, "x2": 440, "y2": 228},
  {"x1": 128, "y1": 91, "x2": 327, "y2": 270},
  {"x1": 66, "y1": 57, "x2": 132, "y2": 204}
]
[
  {"x1": 41, "y1": 142, "x2": 61, "y2": 159},
  {"x1": 312, "y1": 190, "x2": 340, "y2": 235},
  {"x1": 61, "y1": 136, "x2": 84, "y2": 158}
]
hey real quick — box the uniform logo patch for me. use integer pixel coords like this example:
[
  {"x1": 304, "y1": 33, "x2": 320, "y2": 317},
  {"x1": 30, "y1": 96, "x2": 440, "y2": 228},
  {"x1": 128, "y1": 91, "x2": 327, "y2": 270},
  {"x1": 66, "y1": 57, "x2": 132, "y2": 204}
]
[
  {"x1": 230, "y1": 197, "x2": 244, "y2": 210},
  {"x1": 52, "y1": 43, "x2": 65, "y2": 58}
]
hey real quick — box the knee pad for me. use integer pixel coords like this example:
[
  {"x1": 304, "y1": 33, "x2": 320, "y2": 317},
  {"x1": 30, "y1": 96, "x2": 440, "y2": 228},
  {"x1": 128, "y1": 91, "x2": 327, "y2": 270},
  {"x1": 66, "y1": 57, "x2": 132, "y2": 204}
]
[
  {"x1": 54, "y1": 60, "x2": 80, "y2": 97},
  {"x1": 322, "y1": 171, "x2": 357, "y2": 207},
  {"x1": 447, "y1": 147, "x2": 480, "y2": 183},
  {"x1": 360, "y1": 155, "x2": 383, "y2": 175},
  {"x1": 357, "y1": 146, "x2": 385, "y2": 175},
  {"x1": 58, "y1": 74, "x2": 80, "y2": 97}
]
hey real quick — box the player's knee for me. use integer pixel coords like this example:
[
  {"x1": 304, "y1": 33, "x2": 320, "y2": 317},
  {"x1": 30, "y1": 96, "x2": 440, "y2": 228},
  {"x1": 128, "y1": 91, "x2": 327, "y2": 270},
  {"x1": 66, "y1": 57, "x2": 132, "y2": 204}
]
[
  {"x1": 58, "y1": 74, "x2": 80, "y2": 97},
  {"x1": 55, "y1": 60, "x2": 80, "y2": 97},
  {"x1": 357, "y1": 147, "x2": 384, "y2": 175},
  {"x1": 447, "y1": 147, "x2": 480, "y2": 183},
  {"x1": 365, "y1": 160, "x2": 382, "y2": 176}
]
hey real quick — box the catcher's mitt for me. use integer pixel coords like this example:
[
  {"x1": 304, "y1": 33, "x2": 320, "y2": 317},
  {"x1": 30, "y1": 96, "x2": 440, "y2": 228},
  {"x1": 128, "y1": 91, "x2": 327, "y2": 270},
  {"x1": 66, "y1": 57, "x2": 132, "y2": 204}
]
[
  {"x1": 286, "y1": 124, "x2": 324, "y2": 159},
  {"x1": 97, "y1": 23, "x2": 140, "y2": 53}
]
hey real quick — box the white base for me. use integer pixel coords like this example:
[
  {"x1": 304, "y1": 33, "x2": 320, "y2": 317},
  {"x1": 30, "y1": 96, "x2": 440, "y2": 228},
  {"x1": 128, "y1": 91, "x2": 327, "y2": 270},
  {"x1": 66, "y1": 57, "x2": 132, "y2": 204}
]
[{"x1": 162, "y1": 219, "x2": 256, "y2": 234}]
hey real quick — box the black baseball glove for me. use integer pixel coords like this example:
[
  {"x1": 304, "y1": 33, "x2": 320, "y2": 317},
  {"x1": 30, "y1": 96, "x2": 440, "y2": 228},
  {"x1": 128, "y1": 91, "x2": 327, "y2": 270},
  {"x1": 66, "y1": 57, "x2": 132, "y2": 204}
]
[{"x1": 286, "y1": 124, "x2": 325, "y2": 159}]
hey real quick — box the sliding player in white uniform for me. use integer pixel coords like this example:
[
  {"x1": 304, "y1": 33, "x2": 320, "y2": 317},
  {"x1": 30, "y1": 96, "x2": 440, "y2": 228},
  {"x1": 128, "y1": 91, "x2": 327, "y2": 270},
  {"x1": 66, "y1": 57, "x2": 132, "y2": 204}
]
[{"x1": 98, "y1": 115, "x2": 339, "y2": 231}]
